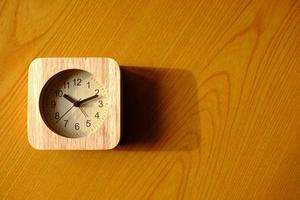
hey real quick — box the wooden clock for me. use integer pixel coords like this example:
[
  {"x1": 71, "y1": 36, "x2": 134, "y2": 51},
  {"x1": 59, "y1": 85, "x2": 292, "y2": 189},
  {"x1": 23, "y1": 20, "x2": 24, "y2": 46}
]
[{"x1": 27, "y1": 57, "x2": 121, "y2": 150}]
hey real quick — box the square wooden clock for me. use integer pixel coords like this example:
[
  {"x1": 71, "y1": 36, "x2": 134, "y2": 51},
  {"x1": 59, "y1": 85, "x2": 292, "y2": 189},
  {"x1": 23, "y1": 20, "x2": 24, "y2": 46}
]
[{"x1": 27, "y1": 57, "x2": 121, "y2": 150}]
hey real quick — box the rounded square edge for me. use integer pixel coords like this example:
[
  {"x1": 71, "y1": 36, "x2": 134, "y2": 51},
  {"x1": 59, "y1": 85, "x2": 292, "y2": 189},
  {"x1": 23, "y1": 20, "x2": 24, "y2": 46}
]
[
  {"x1": 109, "y1": 58, "x2": 121, "y2": 150},
  {"x1": 28, "y1": 58, "x2": 44, "y2": 150}
]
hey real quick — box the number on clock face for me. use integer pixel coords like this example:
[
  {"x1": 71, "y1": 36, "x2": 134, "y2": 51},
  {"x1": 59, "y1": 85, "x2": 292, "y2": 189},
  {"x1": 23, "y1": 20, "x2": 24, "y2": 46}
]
[{"x1": 40, "y1": 70, "x2": 109, "y2": 138}]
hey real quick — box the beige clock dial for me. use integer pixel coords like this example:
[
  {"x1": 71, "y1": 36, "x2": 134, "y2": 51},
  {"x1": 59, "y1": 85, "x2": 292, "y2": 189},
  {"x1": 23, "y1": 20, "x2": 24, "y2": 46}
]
[{"x1": 39, "y1": 69, "x2": 109, "y2": 138}]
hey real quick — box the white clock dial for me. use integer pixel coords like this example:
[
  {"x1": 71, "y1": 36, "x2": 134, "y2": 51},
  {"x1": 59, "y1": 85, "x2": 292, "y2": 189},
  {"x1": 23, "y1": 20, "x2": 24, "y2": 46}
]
[{"x1": 39, "y1": 69, "x2": 109, "y2": 138}]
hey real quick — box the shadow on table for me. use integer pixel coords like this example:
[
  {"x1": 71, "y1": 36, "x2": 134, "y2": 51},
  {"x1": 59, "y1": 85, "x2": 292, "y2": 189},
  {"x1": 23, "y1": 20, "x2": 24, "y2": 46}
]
[{"x1": 117, "y1": 66, "x2": 200, "y2": 152}]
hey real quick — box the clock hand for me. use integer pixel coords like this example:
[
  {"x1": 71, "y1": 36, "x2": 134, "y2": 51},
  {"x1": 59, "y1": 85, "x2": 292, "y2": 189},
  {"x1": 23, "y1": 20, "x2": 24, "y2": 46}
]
[
  {"x1": 64, "y1": 95, "x2": 88, "y2": 117},
  {"x1": 63, "y1": 94, "x2": 78, "y2": 104},
  {"x1": 75, "y1": 94, "x2": 99, "y2": 107},
  {"x1": 56, "y1": 98, "x2": 81, "y2": 122},
  {"x1": 56, "y1": 105, "x2": 74, "y2": 122},
  {"x1": 79, "y1": 107, "x2": 88, "y2": 117}
]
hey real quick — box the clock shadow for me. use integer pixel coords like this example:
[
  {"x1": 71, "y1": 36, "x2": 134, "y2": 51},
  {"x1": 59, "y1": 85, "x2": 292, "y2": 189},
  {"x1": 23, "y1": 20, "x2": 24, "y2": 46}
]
[{"x1": 117, "y1": 67, "x2": 200, "y2": 152}]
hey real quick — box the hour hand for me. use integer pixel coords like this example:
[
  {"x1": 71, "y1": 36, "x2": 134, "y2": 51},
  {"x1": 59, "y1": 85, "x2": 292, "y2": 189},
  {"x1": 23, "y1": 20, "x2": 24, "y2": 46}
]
[{"x1": 63, "y1": 94, "x2": 77, "y2": 104}]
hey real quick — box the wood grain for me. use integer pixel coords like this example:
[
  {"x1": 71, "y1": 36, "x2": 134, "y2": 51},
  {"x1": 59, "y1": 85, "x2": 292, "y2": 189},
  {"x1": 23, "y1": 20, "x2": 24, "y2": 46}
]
[
  {"x1": 28, "y1": 57, "x2": 121, "y2": 150},
  {"x1": 0, "y1": 0, "x2": 299, "y2": 199}
]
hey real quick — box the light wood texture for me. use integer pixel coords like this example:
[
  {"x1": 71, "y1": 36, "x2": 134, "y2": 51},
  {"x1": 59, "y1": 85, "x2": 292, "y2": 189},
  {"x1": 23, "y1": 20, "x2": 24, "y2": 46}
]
[
  {"x1": 28, "y1": 57, "x2": 121, "y2": 150},
  {"x1": 0, "y1": 0, "x2": 299, "y2": 199}
]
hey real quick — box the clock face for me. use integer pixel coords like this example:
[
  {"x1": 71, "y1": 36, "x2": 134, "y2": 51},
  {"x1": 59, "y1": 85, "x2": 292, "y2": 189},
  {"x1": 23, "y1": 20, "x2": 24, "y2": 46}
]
[{"x1": 39, "y1": 69, "x2": 109, "y2": 138}]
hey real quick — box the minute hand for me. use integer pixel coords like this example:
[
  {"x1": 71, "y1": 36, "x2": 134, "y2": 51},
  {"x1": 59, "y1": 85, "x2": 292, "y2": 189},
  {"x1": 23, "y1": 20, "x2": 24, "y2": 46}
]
[{"x1": 75, "y1": 94, "x2": 99, "y2": 106}]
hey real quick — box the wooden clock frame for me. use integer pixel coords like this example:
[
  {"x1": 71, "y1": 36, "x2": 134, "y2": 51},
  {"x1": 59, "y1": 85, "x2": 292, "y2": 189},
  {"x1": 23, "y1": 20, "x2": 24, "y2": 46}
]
[{"x1": 27, "y1": 57, "x2": 121, "y2": 150}]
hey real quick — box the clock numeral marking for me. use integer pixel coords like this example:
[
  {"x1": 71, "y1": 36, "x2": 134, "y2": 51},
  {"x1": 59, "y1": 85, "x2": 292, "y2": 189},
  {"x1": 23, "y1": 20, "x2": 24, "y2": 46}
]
[
  {"x1": 86, "y1": 120, "x2": 91, "y2": 127},
  {"x1": 98, "y1": 100, "x2": 103, "y2": 107},
  {"x1": 73, "y1": 78, "x2": 82, "y2": 86},
  {"x1": 64, "y1": 81, "x2": 70, "y2": 89},
  {"x1": 50, "y1": 100, "x2": 56, "y2": 108},
  {"x1": 55, "y1": 90, "x2": 63, "y2": 97},
  {"x1": 55, "y1": 112, "x2": 60, "y2": 119},
  {"x1": 64, "y1": 120, "x2": 68, "y2": 127},
  {"x1": 75, "y1": 123, "x2": 80, "y2": 130},
  {"x1": 95, "y1": 112, "x2": 99, "y2": 118},
  {"x1": 95, "y1": 89, "x2": 99, "y2": 95},
  {"x1": 87, "y1": 82, "x2": 90, "y2": 88}
]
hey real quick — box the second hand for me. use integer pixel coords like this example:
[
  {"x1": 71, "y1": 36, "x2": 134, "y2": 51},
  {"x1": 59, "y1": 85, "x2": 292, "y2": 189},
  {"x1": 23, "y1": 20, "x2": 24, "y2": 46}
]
[
  {"x1": 79, "y1": 107, "x2": 88, "y2": 117},
  {"x1": 56, "y1": 105, "x2": 74, "y2": 123}
]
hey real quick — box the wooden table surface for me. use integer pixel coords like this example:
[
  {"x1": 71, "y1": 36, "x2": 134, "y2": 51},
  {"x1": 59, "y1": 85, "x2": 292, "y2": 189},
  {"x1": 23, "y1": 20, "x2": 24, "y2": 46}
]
[{"x1": 0, "y1": 0, "x2": 299, "y2": 199}]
